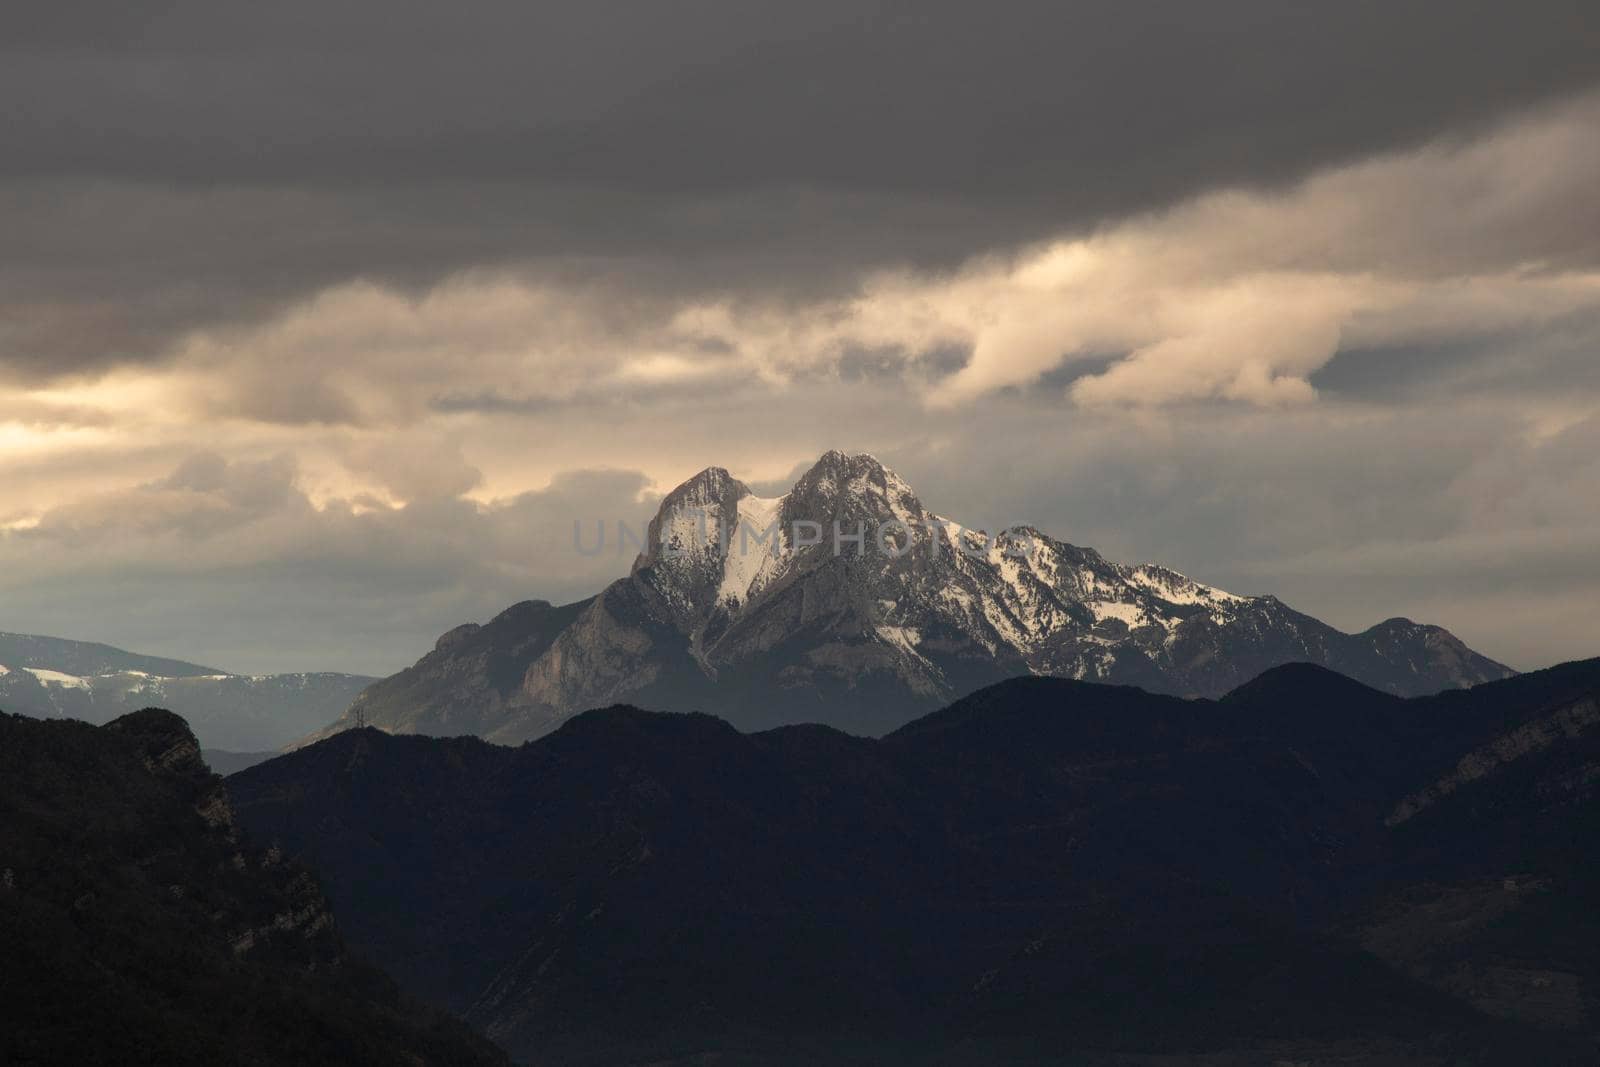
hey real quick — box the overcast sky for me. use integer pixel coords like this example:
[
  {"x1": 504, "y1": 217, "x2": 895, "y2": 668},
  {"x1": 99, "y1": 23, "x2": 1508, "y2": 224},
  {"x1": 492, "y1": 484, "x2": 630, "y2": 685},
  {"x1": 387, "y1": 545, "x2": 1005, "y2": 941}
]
[{"x1": 3, "y1": 1, "x2": 1600, "y2": 675}]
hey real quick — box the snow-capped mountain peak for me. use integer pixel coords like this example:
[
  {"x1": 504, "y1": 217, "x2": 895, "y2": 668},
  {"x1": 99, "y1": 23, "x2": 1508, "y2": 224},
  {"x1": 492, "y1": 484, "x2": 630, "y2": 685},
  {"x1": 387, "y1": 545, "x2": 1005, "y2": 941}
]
[
  {"x1": 340, "y1": 450, "x2": 1516, "y2": 743},
  {"x1": 628, "y1": 453, "x2": 1266, "y2": 684}
]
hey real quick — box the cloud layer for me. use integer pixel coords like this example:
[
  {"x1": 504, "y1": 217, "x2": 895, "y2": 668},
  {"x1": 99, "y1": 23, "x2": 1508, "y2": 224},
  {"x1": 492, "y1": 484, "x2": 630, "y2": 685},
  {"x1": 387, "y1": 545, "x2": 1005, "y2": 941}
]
[{"x1": 2, "y1": 7, "x2": 1599, "y2": 675}]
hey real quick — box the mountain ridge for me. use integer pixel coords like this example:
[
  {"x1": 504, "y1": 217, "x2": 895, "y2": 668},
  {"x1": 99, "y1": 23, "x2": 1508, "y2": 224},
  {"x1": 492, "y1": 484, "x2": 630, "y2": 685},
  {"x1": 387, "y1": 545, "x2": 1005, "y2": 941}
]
[
  {"x1": 325, "y1": 450, "x2": 1514, "y2": 743},
  {"x1": 0, "y1": 630, "x2": 375, "y2": 750},
  {"x1": 0, "y1": 630, "x2": 223, "y2": 677}
]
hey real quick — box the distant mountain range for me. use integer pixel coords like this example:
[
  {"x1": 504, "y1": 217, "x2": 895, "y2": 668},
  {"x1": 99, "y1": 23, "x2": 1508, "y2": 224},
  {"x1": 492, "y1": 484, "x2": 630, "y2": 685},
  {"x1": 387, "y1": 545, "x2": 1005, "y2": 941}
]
[
  {"x1": 326, "y1": 450, "x2": 1514, "y2": 743},
  {"x1": 0, "y1": 708, "x2": 506, "y2": 1066},
  {"x1": 0, "y1": 631, "x2": 374, "y2": 751},
  {"x1": 232, "y1": 657, "x2": 1600, "y2": 1064}
]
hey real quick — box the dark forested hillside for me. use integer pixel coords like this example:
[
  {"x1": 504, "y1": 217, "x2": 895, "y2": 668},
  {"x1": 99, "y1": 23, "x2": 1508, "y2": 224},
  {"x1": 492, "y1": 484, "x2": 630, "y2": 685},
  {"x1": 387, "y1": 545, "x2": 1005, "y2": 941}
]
[
  {"x1": 0, "y1": 709, "x2": 507, "y2": 1067},
  {"x1": 231, "y1": 659, "x2": 1600, "y2": 1064}
]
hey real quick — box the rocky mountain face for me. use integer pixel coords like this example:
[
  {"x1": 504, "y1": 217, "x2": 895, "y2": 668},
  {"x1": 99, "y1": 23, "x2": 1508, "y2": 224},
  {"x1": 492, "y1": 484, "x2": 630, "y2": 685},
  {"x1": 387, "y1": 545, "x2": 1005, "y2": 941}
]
[
  {"x1": 334, "y1": 451, "x2": 1513, "y2": 743},
  {"x1": 0, "y1": 708, "x2": 506, "y2": 1066},
  {"x1": 0, "y1": 631, "x2": 374, "y2": 750},
  {"x1": 232, "y1": 658, "x2": 1600, "y2": 1064}
]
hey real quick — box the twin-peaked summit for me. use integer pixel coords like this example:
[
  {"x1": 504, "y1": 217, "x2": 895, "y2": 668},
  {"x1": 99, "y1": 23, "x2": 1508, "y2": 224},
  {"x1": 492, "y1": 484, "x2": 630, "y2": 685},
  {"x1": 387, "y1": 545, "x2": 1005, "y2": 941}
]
[
  {"x1": 635, "y1": 450, "x2": 929, "y2": 617},
  {"x1": 333, "y1": 451, "x2": 1514, "y2": 742}
]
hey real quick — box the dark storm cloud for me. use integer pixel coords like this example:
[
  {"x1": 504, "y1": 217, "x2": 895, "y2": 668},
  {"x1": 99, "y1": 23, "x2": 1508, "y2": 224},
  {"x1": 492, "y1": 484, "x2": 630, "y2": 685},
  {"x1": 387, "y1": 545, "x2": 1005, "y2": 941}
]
[
  {"x1": 7, "y1": 0, "x2": 1600, "y2": 197},
  {"x1": 0, "y1": 179, "x2": 1054, "y2": 381},
  {"x1": 4, "y1": 0, "x2": 1600, "y2": 379}
]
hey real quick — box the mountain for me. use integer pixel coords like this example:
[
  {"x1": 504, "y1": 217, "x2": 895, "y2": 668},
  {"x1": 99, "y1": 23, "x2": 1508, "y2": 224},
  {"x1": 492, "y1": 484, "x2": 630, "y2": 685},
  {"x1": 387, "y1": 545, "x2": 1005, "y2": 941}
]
[
  {"x1": 0, "y1": 631, "x2": 374, "y2": 750},
  {"x1": 314, "y1": 598, "x2": 591, "y2": 741},
  {"x1": 0, "y1": 708, "x2": 507, "y2": 1066},
  {"x1": 0, "y1": 631, "x2": 220, "y2": 677},
  {"x1": 330, "y1": 450, "x2": 1513, "y2": 743},
  {"x1": 232, "y1": 658, "x2": 1600, "y2": 1064}
]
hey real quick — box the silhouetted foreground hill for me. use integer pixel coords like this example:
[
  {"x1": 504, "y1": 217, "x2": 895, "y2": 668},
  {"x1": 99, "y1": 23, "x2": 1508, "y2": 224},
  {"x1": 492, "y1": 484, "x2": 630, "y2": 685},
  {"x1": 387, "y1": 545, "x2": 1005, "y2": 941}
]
[
  {"x1": 0, "y1": 709, "x2": 508, "y2": 1066},
  {"x1": 230, "y1": 660, "x2": 1600, "y2": 1064}
]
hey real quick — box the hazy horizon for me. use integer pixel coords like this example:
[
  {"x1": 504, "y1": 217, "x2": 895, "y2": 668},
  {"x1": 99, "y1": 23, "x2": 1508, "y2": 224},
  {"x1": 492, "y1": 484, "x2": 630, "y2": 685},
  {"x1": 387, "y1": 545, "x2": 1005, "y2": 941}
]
[{"x1": 0, "y1": 445, "x2": 1574, "y2": 679}]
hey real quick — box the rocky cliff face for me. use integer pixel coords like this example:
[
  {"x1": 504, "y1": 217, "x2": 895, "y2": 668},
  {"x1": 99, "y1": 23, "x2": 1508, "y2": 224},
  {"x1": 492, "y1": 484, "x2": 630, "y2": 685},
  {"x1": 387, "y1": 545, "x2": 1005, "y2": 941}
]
[
  {"x1": 317, "y1": 598, "x2": 591, "y2": 746},
  {"x1": 327, "y1": 450, "x2": 1514, "y2": 742}
]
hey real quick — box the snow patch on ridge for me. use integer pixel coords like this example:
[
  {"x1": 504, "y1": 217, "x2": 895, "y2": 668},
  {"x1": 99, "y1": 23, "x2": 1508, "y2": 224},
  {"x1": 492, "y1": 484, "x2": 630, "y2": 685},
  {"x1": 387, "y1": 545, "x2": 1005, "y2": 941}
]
[
  {"x1": 25, "y1": 668, "x2": 90, "y2": 690},
  {"x1": 657, "y1": 504, "x2": 718, "y2": 559},
  {"x1": 1089, "y1": 600, "x2": 1149, "y2": 628},
  {"x1": 1128, "y1": 564, "x2": 1246, "y2": 606},
  {"x1": 718, "y1": 493, "x2": 788, "y2": 606},
  {"x1": 875, "y1": 625, "x2": 924, "y2": 657}
]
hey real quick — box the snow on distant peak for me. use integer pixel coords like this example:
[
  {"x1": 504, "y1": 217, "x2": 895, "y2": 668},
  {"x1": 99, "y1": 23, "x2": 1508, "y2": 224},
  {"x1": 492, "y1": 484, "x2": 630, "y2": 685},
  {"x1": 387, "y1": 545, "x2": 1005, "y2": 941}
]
[
  {"x1": 25, "y1": 667, "x2": 90, "y2": 690},
  {"x1": 793, "y1": 451, "x2": 914, "y2": 504},
  {"x1": 1087, "y1": 599, "x2": 1150, "y2": 628},
  {"x1": 1127, "y1": 564, "x2": 1247, "y2": 606},
  {"x1": 717, "y1": 492, "x2": 789, "y2": 606},
  {"x1": 638, "y1": 450, "x2": 1269, "y2": 673}
]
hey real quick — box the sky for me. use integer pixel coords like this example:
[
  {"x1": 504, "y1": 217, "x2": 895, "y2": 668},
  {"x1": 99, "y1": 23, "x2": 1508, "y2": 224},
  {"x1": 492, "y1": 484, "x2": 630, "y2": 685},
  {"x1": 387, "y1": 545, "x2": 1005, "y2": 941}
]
[{"x1": 3, "y1": 1, "x2": 1600, "y2": 676}]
